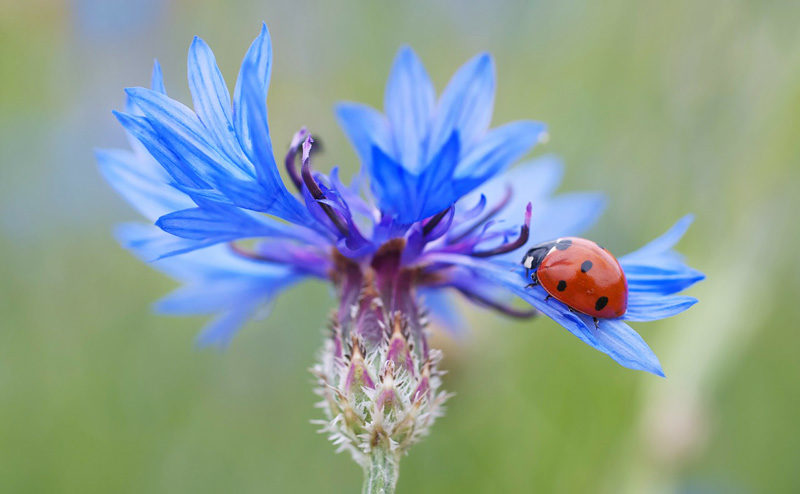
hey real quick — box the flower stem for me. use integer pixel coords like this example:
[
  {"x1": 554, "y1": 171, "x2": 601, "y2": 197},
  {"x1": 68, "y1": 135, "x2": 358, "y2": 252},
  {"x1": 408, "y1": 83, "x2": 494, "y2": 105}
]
[{"x1": 362, "y1": 448, "x2": 400, "y2": 494}]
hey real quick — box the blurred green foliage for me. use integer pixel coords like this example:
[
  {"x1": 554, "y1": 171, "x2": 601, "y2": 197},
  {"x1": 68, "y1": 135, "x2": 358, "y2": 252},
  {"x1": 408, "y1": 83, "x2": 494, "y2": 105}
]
[{"x1": 1, "y1": 0, "x2": 799, "y2": 492}]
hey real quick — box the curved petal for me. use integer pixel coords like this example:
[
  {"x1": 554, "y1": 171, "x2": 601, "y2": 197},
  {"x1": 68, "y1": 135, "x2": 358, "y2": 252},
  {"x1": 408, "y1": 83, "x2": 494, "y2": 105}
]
[
  {"x1": 455, "y1": 120, "x2": 547, "y2": 180},
  {"x1": 587, "y1": 319, "x2": 664, "y2": 376},
  {"x1": 428, "y1": 53, "x2": 495, "y2": 157},
  {"x1": 156, "y1": 278, "x2": 277, "y2": 315},
  {"x1": 115, "y1": 222, "x2": 212, "y2": 261},
  {"x1": 155, "y1": 202, "x2": 319, "y2": 246},
  {"x1": 411, "y1": 132, "x2": 461, "y2": 221},
  {"x1": 150, "y1": 59, "x2": 166, "y2": 94},
  {"x1": 233, "y1": 23, "x2": 273, "y2": 159},
  {"x1": 194, "y1": 303, "x2": 262, "y2": 348},
  {"x1": 620, "y1": 214, "x2": 694, "y2": 262},
  {"x1": 187, "y1": 36, "x2": 244, "y2": 165},
  {"x1": 623, "y1": 263, "x2": 705, "y2": 296},
  {"x1": 239, "y1": 61, "x2": 314, "y2": 225},
  {"x1": 113, "y1": 110, "x2": 207, "y2": 189},
  {"x1": 96, "y1": 148, "x2": 193, "y2": 221},
  {"x1": 460, "y1": 155, "x2": 562, "y2": 217},
  {"x1": 384, "y1": 46, "x2": 435, "y2": 172},
  {"x1": 623, "y1": 295, "x2": 698, "y2": 322},
  {"x1": 527, "y1": 192, "x2": 606, "y2": 244},
  {"x1": 620, "y1": 215, "x2": 705, "y2": 295},
  {"x1": 115, "y1": 217, "x2": 306, "y2": 348},
  {"x1": 124, "y1": 87, "x2": 253, "y2": 182},
  {"x1": 369, "y1": 145, "x2": 415, "y2": 218},
  {"x1": 335, "y1": 102, "x2": 393, "y2": 168}
]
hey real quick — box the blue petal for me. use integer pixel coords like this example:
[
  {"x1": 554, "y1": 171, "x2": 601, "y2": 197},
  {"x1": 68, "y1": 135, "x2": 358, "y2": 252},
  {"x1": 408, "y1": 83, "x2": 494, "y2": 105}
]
[
  {"x1": 458, "y1": 155, "x2": 564, "y2": 221},
  {"x1": 233, "y1": 23, "x2": 273, "y2": 159},
  {"x1": 620, "y1": 215, "x2": 705, "y2": 295},
  {"x1": 384, "y1": 46, "x2": 434, "y2": 173},
  {"x1": 588, "y1": 319, "x2": 664, "y2": 376},
  {"x1": 96, "y1": 148, "x2": 193, "y2": 221},
  {"x1": 428, "y1": 52, "x2": 495, "y2": 158},
  {"x1": 116, "y1": 223, "x2": 211, "y2": 261},
  {"x1": 527, "y1": 192, "x2": 606, "y2": 244},
  {"x1": 148, "y1": 239, "x2": 298, "y2": 281},
  {"x1": 621, "y1": 214, "x2": 694, "y2": 262},
  {"x1": 624, "y1": 295, "x2": 698, "y2": 322},
  {"x1": 455, "y1": 120, "x2": 547, "y2": 180},
  {"x1": 156, "y1": 275, "x2": 293, "y2": 315},
  {"x1": 411, "y1": 132, "x2": 461, "y2": 221},
  {"x1": 623, "y1": 263, "x2": 705, "y2": 296},
  {"x1": 514, "y1": 277, "x2": 664, "y2": 376},
  {"x1": 124, "y1": 87, "x2": 255, "y2": 186},
  {"x1": 116, "y1": 219, "x2": 305, "y2": 347},
  {"x1": 151, "y1": 59, "x2": 166, "y2": 94},
  {"x1": 239, "y1": 62, "x2": 313, "y2": 225},
  {"x1": 370, "y1": 145, "x2": 414, "y2": 217},
  {"x1": 335, "y1": 102, "x2": 393, "y2": 168},
  {"x1": 113, "y1": 110, "x2": 207, "y2": 189},
  {"x1": 155, "y1": 202, "x2": 315, "y2": 245},
  {"x1": 187, "y1": 36, "x2": 245, "y2": 165},
  {"x1": 236, "y1": 62, "x2": 277, "y2": 184},
  {"x1": 157, "y1": 281, "x2": 264, "y2": 315},
  {"x1": 195, "y1": 304, "x2": 262, "y2": 348},
  {"x1": 370, "y1": 132, "x2": 461, "y2": 223}
]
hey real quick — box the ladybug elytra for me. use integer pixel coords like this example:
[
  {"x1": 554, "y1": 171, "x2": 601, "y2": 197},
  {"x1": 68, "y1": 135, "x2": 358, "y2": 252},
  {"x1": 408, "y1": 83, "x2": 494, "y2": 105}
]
[{"x1": 522, "y1": 237, "x2": 628, "y2": 324}]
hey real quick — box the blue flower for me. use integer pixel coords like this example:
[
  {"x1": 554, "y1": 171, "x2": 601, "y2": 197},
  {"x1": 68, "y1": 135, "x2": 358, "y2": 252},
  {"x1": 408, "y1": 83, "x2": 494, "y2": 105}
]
[
  {"x1": 98, "y1": 24, "x2": 702, "y2": 376},
  {"x1": 337, "y1": 47, "x2": 547, "y2": 224}
]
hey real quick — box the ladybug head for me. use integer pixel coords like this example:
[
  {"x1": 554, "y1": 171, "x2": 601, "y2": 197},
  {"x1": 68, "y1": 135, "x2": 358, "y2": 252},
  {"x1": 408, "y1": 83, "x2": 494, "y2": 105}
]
[{"x1": 522, "y1": 241, "x2": 556, "y2": 272}]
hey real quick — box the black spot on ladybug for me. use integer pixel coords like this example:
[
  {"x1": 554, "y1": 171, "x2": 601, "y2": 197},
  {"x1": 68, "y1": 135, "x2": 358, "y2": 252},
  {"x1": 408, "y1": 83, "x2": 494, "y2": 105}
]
[
  {"x1": 580, "y1": 260, "x2": 593, "y2": 273},
  {"x1": 595, "y1": 296, "x2": 608, "y2": 311},
  {"x1": 555, "y1": 239, "x2": 572, "y2": 251},
  {"x1": 557, "y1": 280, "x2": 567, "y2": 291}
]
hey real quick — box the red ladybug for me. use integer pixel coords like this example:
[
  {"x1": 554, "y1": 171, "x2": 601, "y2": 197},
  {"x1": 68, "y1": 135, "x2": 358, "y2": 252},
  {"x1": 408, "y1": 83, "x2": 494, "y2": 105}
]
[{"x1": 522, "y1": 237, "x2": 628, "y2": 325}]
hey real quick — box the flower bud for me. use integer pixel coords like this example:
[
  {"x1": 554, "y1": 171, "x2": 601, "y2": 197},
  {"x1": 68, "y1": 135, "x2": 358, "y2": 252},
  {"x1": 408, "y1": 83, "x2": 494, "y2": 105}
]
[{"x1": 312, "y1": 252, "x2": 448, "y2": 467}]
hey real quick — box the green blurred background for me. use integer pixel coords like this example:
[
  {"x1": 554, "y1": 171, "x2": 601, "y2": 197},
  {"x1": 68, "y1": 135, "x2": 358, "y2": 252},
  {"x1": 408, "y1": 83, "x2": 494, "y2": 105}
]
[{"x1": 1, "y1": 0, "x2": 798, "y2": 492}]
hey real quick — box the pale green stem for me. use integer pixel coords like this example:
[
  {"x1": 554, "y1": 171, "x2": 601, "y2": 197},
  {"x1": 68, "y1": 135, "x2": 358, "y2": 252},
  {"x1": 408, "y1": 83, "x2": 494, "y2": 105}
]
[{"x1": 362, "y1": 448, "x2": 400, "y2": 494}]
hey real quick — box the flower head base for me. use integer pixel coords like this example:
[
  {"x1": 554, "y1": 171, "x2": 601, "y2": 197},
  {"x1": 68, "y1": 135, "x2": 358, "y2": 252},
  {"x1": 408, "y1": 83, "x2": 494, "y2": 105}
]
[{"x1": 313, "y1": 243, "x2": 448, "y2": 474}]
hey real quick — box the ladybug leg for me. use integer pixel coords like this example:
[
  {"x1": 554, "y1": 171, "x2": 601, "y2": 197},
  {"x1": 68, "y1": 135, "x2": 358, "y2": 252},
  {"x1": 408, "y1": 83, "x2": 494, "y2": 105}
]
[
  {"x1": 593, "y1": 317, "x2": 600, "y2": 329},
  {"x1": 525, "y1": 271, "x2": 540, "y2": 289},
  {"x1": 544, "y1": 294, "x2": 552, "y2": 302}
]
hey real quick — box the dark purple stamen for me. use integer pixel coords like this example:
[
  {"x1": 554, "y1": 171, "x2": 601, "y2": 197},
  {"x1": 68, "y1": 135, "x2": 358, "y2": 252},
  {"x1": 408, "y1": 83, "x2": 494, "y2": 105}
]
[
  {"x1": 449, "y1": 184, "x2": 513, "y2": 243},
  {"x1": 470, "y1": 202, "x2": 532, "y2": 258},
  {"x1": 300, "y1": 137, "x2": 350, "y2": 237},
  {"x1": 456, "y1": 286, "x2": 538, "y2": 319},
  {"x1": 422, "y1": 206, "x2": 453, "y2": 236},
  {"x1": 284, "y1": 127, "x2": 308, "y2": 192}
]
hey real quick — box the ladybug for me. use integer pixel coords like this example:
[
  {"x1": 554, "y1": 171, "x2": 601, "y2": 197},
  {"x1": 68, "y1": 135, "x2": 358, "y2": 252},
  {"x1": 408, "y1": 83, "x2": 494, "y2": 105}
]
[{"x1": 522, "y1": 237, "x2": 628, "y2": 326}]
